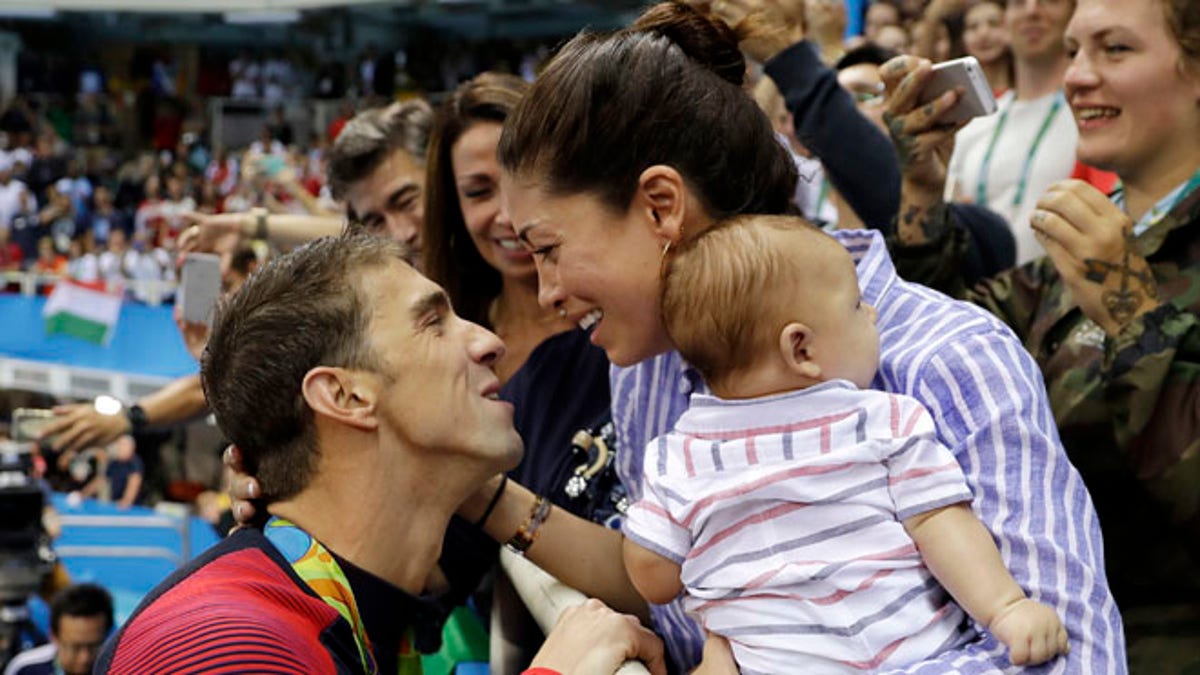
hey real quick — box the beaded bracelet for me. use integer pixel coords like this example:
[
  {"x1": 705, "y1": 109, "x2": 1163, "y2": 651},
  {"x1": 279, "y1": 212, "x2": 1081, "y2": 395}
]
[{"x1": 506, "y1": 495, "x2": 552, "y2": 554}]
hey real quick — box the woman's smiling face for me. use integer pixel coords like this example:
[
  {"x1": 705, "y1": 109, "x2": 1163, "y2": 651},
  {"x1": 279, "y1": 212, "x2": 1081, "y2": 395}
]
[
  {"x1": 503, "y1": 175, "x2": 676, "y2": 367},
  {"x1": 451, "y1": 122, "x2": 533, "y2": 284}
]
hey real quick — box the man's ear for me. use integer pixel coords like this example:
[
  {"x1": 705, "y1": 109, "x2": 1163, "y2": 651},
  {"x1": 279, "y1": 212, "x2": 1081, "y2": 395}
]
[
  {"x1": 779, "y1": 322, "x2": 822, "y2": 381},
  {"x1": 637, "y1": 165, "x2": 688, "y2": 244},
  {"x1": 301, "y1": 366, "x2": 379, "y2": 432}
]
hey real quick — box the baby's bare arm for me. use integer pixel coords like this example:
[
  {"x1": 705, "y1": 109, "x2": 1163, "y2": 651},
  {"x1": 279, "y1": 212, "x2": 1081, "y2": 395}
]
[{"x1": 904, "y1": 503, "x2": 1068, "y2": 665}]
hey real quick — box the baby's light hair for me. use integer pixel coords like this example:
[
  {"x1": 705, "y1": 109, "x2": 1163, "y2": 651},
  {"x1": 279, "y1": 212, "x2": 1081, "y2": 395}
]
[{"x1": 661, "y1": 214, "x2": 845, "y2": 388}]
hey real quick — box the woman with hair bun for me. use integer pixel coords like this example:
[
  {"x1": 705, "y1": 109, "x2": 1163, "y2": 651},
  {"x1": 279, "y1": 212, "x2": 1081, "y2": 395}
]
[{"x1": 481, "y1": 0, "x2": 1122, "y2": 671}]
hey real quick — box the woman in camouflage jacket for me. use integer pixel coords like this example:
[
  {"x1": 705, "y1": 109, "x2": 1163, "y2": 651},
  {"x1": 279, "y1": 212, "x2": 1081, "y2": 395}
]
[{"x1": 877, "y1": 0, "x2": 1200, "y2": 671}]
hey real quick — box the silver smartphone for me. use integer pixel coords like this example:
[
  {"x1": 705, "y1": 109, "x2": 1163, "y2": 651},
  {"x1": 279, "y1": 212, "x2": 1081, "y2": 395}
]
[
  {"x1": 179, "y1": 252, "x2": 223, "y2": 326},
  {"x1": 917, "y1": 56, "x2": 998, "y2": 125},
  {"x1": 11, "y1": 408, "x2": 56, "y2": 443}
]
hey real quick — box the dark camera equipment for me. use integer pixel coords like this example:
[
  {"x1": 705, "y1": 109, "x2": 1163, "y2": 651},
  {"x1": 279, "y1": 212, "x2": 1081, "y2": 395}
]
[{"x1": 0, "y1": 440, "x2": 56, "y2": 668}]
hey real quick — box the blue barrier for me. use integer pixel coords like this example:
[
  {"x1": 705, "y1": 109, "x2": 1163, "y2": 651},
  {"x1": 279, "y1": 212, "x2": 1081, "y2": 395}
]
[{"x1": 51, "y1": 494, "x2": 221, "y2": 624}]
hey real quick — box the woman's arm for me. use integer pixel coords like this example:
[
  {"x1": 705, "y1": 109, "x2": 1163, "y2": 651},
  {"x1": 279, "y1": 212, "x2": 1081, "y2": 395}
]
[{"x1": 460, "y1": 475, "x2": 650, "y2": 621}]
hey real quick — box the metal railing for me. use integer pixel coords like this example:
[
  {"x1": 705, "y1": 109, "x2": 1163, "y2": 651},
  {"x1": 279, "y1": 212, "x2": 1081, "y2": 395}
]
[
  {"x1": 1, "y1": 271, "x2": 177, "y2": 306},
  {"x1": 55, "y1": 512, "x2": 193, "y2": 568}
]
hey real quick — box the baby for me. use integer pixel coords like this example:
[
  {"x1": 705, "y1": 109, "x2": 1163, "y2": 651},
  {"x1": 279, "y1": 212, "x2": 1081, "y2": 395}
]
[{"x1": 622, "y1": 215, "x2": 1068, "y2": 673}]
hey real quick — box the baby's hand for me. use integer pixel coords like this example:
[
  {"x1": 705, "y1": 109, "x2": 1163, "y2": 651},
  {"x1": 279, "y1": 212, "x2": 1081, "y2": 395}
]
[{"x1": 989, "y1": 598, "x2": 1069, "y2": 665}]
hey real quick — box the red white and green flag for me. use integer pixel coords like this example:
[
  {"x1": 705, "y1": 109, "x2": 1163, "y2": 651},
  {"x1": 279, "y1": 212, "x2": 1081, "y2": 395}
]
[{"x1": 42, "y1": 279, "x2": 122, "y2": 345}]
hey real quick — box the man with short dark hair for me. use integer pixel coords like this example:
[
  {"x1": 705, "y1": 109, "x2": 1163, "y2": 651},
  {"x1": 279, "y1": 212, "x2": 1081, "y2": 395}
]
[
  {"x1": 96, "y1": 235, "x2": 664, "y2": 675},
  {"x1": 328, "y1": 101, "x2": 432, "y2": 254},
  {"x1": 4, "y1": 583, "x2": 113, "y2": 675}
]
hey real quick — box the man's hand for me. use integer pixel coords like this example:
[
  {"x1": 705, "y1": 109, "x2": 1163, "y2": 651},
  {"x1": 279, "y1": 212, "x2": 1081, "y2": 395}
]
[
  {"x1": 174, "y1": 305, "x2": 212, "y2": 362},
  {"x1": 989, "y1": 598, "x2": 1070, "y2": 666},
  {"x1": 531, "y1": 599, "x2": 667, "y2": 675},
  {"x1": 42, "y1": 403, "x2": 129, "y2": 454},
  {"x1": 1032, "y1": 179, "x2": 1161, "y2": 335},
  {"x1": 176, "y1": 211, "x2": 245, "y2": 271}
]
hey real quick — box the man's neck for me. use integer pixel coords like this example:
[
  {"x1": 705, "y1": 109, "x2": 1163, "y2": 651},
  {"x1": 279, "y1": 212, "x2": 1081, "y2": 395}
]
[
  {"x1": 1013, "y1": 52, "x2": 1069, "y2": 101},
  {"x1": 269, "y1": 438, "x2": 479, "y2": 596}
]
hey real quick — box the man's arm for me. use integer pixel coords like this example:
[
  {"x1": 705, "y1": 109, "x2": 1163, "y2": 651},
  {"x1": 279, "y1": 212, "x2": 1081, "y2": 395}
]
[
  {"x1": 44, "y1": 373, "x2": 207, "y2": 453},
  {"x1": 883, "y1": 330, "x2": 1125, "y2": 673}
]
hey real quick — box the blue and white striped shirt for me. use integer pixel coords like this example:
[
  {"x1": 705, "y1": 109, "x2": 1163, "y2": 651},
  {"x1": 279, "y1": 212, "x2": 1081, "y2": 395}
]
[{"x1": 612, "y1": 230, "x2": 1125, "y2": 674}]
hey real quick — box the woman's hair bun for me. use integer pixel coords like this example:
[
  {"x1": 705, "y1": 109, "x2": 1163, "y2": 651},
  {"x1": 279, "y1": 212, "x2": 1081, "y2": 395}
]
[{"x1": 630, "y1": 1, "x2": 746, "y2": 87}]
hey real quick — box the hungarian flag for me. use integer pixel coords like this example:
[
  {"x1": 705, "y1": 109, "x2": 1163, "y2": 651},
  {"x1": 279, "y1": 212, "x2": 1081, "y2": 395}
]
[{"x1": 43, "y1": 279, "x2": 122, "y2": 346}]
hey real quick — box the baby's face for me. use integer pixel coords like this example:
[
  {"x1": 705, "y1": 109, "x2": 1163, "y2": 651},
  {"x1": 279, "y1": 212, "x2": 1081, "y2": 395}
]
[{"x1": 809, "y1": 255, "x2": 880, "y2": 389}]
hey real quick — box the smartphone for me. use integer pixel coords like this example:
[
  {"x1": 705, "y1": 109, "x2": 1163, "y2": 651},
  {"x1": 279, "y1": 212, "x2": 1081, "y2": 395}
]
[
  {"x1": 917, "y1": 56, "x2": 998, "y2": 125},
  {"x1": 179, "y1": 253, "x2": 223, "y2": 326},
  {"x1": 12, "y1": 408, "x2": 56, "y2": 443}
]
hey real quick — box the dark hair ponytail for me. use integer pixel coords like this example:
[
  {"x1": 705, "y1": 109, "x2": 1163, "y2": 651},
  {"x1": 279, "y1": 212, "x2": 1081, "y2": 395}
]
[
  {"x1": 631, "y1": 1, "x2": 747, "y2": 87},
  {"x1": 498, "y1": 1, "x2": 796, "y2": 222}
]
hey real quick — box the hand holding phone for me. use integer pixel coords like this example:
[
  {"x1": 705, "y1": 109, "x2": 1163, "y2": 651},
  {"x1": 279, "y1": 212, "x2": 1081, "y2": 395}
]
[
  {"x1": 12, "y1": 408, "x2": 56, "y2": 443},
  {"x1": 179, "y1": 252, "x2": 222, "y2": 326},
  {"x1": 917, "y1": 56, "x2": 998, "y2": 125}
]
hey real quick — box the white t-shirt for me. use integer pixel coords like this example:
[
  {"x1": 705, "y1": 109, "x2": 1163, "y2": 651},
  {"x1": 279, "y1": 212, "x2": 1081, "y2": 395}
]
[{"x1": 946, "y1": 90, "x2": 1077, "y2": 265}]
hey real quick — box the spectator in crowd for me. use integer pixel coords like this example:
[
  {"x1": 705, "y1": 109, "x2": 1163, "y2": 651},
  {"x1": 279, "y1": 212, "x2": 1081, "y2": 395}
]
[
  {"x1": 625, "y1": 214, "x2": 1067, "y2": 671},
  {"x1": 123, "y1": 230, "x2": 175, "y2": 303},
  {"x1": 875, "y1": 23, "x2": 913, "y2": 52},
  {"x1": 885, "y1": 0, "x2": 1200, "y2": 669},
  {"x1": 157, "y1": 174, "x2": 196, "y2": 248},
  {"x1": 77, "y1": 185, "x2": 128, "y2": 247},
  {"x1": 25, "y1": 134, "x2": 65, "y2": 206},
  {"x1": 96, "y1": 227, "x2": 128, "y2": 282},
  {"x1": 65, "y1": 237, "x2": 98, "y2": 282},
  {"x1": 133, "y1": 174, "x2": 162, "y2": 241},
  {"x1": 205, "y1": 146, "x2": 239, "y2": 197},
  {"x1": 96, "y1": 235, "x2": 666, "y2": 675},
  {"x1": 31, "y1": 236, "x2": 66, "y2": 277},
  {"x1": 913, "y1": 0, "x2": 966, "y2": 62},
  {"x1": 40, "y1": 183, "x2": 75, "y2": 255},
  {"x1": 962, "y1": 0, "x2": 1013, "y2": 96},
  {"x1": 0, "y1": 153, "x2": 34, "y2": 230},
  {"x1": 58, "y1": 159, "x2": 91, "y2": 219},
  {"x1": 248, "y1": 126, "x2": 286, "y2": 158},
  {"x1": 7, "y1": 190, "x2": 40, "y2": 263},
  {"x1": 3, "y1": 583, "x2": 113, "y2": 675},
  {"x1": 944, "y1": 0, "x2": 1076, "y2": 264},
  {"x1": 75, "y1": 435, "x2": 142, "y2": 509},
  {"x1": 864, "y1": 0, "x2": 902, "y2": 42}
]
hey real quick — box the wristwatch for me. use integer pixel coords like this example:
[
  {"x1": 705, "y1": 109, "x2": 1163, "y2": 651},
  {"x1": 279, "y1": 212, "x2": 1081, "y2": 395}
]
[
  {"x1": 126, "y1": 404, "x2": 148, "y2": 434},
  {"x1": 93, "y1": 395, "x2": 147, "y2": 434}
]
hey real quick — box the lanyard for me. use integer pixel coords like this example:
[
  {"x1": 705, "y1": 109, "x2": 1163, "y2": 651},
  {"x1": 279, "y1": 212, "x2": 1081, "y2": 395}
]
[
  {"x1": 1112, "y1": 167, "x2": 1200, "y2": 236},
  {"x1": 264, "y1": 517, "x2": 423, "y2": 675},
  {"x1": 976, "y1": 92, "x2": 1065, "y2": 209}
]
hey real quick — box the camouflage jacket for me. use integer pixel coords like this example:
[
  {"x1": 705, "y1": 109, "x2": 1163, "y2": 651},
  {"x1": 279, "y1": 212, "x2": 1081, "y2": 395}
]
[{"x1": 891, "y1": 187, "x2": 1200, "y2": 611}]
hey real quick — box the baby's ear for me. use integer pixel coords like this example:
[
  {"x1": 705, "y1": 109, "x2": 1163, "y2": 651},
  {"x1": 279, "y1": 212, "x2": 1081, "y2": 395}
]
[{"x1": 779, "y1": 322, "x2": 822, "y2": 381}]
